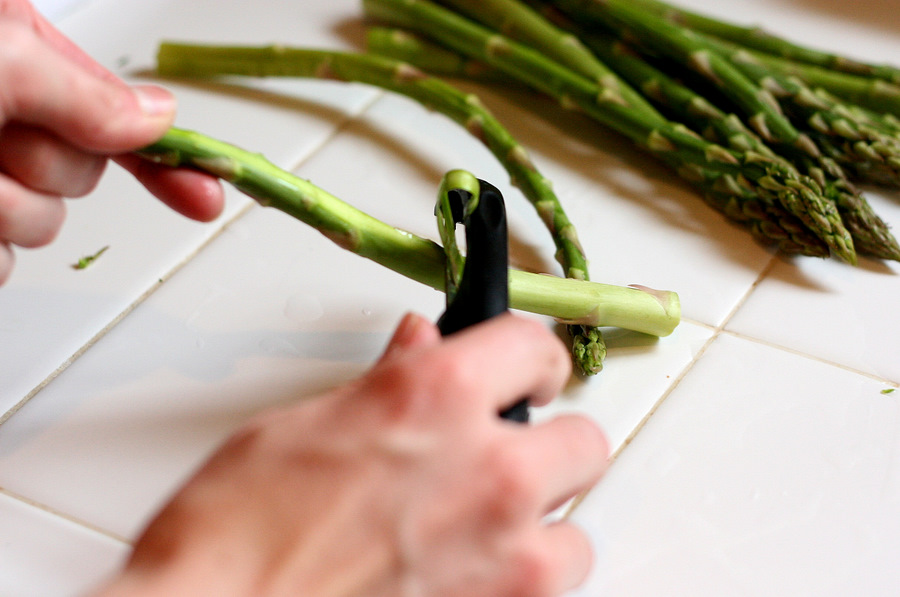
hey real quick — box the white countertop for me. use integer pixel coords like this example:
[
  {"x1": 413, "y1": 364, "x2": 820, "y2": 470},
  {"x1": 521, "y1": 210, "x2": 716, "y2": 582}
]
[{"x1": 3, "y1": 0, "x2": 900, "y2": 595}]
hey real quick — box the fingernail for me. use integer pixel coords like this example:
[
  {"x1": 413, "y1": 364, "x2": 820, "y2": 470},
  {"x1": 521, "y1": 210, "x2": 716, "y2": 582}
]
[{"x1": 133, "y1": 85, "x2": 176, "y2": 117}]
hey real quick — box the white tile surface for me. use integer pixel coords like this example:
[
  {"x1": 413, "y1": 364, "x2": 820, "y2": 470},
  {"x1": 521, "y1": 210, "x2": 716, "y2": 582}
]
[
  {"x1": 568, "y1": 334, "x2": 900, "y2": 597},
  {"x1": 2, "y1": 0, "x2": 900, "y2": 594},
  {"x1": 0, "y1": 492, "x2": 128, "y2": 597},
  {"x1": 1, "y1": 0, "x2": 381, "y2": 414}
]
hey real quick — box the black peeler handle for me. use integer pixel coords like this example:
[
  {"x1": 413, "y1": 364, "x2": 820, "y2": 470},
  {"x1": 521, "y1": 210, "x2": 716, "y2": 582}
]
[{"x1": 437, "y1": 180, "x2": 530, "y2": 423}]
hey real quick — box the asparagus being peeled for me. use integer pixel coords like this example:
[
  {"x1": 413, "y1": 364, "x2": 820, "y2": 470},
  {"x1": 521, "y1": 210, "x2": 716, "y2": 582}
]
[
  {"x1": 138, "y1": 128, "x2": 681, "y2": 338},
  {"x1": 155, "y1": 42, "x2": 608, "y2": 373}
]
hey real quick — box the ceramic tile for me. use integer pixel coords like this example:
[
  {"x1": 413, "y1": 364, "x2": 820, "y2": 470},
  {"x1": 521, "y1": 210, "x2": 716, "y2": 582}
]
[
  {"x1": 1, "y1": 0, "x2": 380, "y2": 415},
  {"x1": 533, "y1": 321, "x2": 713, "y2": 454},
  {"x1": 727, "y1": 189, "x2": 900, "y2": 382},
  {"x1": 567, "y1": 333, "x2": 900, "y2": 596},
  {"x1": 0, "y1": 201, "x2": 446, "y2": 540},
  {"x1": 0, "y1": 492, "x2": 127, "y2": 597}
]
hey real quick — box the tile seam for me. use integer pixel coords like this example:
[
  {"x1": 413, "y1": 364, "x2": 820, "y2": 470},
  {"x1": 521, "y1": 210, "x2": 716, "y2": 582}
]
[
  {"x1": 720, "y1": 328, "x2": 900, "y2": 386},
  {"x1": 564, "y1": 254, "x2": 781, "y2": 518},
  {"x1": 0, "y1": 486, "x2": 131, "y2": 546}
]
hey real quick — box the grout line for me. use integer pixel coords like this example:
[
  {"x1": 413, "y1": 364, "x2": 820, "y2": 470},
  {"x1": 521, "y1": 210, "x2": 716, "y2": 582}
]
[
  {"x1": 606, "y1": 253, "x2": 780, "y2": 462},
  {"x1": 0, "y1": 201, "x2": 256, "y2": 428},
  {"x1": 720, "y1": 328, "x2": 900, "y2": 385},
  {"x1": 0, "y1": 486, "x2": 132, "y2": 546},
  {"x1": 1, "y1": 90, "x2": 388, "y2": 429},
  {"x1": 564, "y1": 254, "x2": 781, "y2": 518}
]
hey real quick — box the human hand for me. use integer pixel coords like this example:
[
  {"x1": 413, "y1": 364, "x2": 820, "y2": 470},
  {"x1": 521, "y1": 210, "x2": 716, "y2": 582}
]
[
  {"x1": 0, "y1": 0, "x2": 224, "y2": 285},
  {"x1": 95, "y1": 313, "x2": 609, "y2": 597}
]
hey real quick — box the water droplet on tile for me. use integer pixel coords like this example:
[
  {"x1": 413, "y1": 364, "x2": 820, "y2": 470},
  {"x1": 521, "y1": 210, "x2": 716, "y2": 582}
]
[
  {"x1": 362, "y1": 308, "x2": 373, "y2": 317},
  {"x1": 284, "y1": 293, "x2": 324, "y2": 323}
]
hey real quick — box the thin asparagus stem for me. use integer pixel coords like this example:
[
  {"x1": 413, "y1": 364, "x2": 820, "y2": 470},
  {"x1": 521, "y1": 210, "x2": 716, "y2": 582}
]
[
  {"x1": 366, "y1": 27, "x2": 504, "y2": 81},
  {"x1": 737, "y1": 50, "x2": 900, "y2": 117},
  {"x1": 545, "y1": 0, "x2": 819, "y2": 156},
  {"x1": 619, "y1": 0, "x2": 900, "y2": 86},
  {"x1": 365, "y1": 26, "x2": 836, "y2": 258},
  {"x1": 138, "y1": 128, "x2": 681, "y2": 338}
]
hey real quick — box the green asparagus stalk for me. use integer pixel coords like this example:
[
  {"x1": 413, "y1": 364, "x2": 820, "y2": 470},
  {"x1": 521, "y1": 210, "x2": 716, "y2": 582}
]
[
  {"x1": 431, "y1": 0, "x2": 663, "y2": 122},
  {"x1": 680, "y1": 36, "x2": 900, "y2": 192},
  {"x1": 138, "y1": 128, "x2": 681, "y2": 338},
  {"x1": 618, "y1": 0, "x2": 900, "y2": 86},
  {"x1": 362, "y1": 0, "x2": 857, "y2": 263},
  {"x1": 543, "y1": 0, "x2": 821, "y2": 155},
  {"x1": 734, "y1": 49, "x2": 900, "y2": 117},
  {"x1": 366, "y1": 27, "x2": 503, "y2": 81},
  {"x1": 579, "y1": 36, "x2": 900, "y2": 260},
  {"x1": 156, "y1": 42, "x2": 608, "y2": 373}
]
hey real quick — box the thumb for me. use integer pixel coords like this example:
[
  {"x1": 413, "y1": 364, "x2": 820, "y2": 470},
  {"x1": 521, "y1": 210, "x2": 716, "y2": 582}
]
[{"x1": 0, "y1": 21, "x2": 175, "y2": 153}]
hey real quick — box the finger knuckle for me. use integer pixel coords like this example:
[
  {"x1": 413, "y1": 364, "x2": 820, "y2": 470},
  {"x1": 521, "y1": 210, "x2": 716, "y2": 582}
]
[
  {"x1": 506, "y1": 543, "x2": 558, "y2": 597},
  {"x1": 0, "y1": 188, "x2": 64, "y2": 248},
  {"x1": 0, "y1": 23, "x2": 42, "y2": 116},
  {"x1": 483, "y1": 446, "x2": 539, "y2": 520}
]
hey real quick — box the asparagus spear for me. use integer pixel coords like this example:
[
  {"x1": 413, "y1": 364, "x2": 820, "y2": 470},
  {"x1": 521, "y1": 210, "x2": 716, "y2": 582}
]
[
  {"x1": 578, "y1": 35, "x2": 900, "y2": 260},
  {"x1": 362, "y1": 0, "x2": 856, "y2": 263},
  {"x1": 616, "y1": 0, "x2": 900, "y2": 86},
  {"x1": 156, "y1": 42, "x2": 608, "y2": 373},
  {"x1": 732, "y1": 49, "x2": 900, "y2": 117},
  {"x1": 693, "y1": 36, "x2": 900, "y2": 182},
  {"x1": 138, "y1": 128, "x2": 681, "y2": 338},
  {"x1": 367, "y1": 26, "x2": 503, "y2": 81},
  {"x1": 543, "y1": 0, "x2": 820, "y2": 154},
  {"x1": 431, "y1": 0, "x2": 663, "y2": 122}
]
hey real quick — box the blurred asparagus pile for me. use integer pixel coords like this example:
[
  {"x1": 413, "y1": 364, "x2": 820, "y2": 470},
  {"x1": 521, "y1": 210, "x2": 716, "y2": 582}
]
[{"x1": 356, "y1": 0, "x2": 900, "y2": 264}]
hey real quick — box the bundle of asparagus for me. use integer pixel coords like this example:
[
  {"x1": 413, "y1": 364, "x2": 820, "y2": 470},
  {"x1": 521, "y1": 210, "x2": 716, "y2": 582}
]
[{"x1": 357, "y1": 0, "x2": 900, "y2": 263}]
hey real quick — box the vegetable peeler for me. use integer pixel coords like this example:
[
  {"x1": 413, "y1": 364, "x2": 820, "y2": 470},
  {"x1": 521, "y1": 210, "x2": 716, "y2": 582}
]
[{"x1": 436, "y1": 175, "x2": 530, "y2": 423}]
